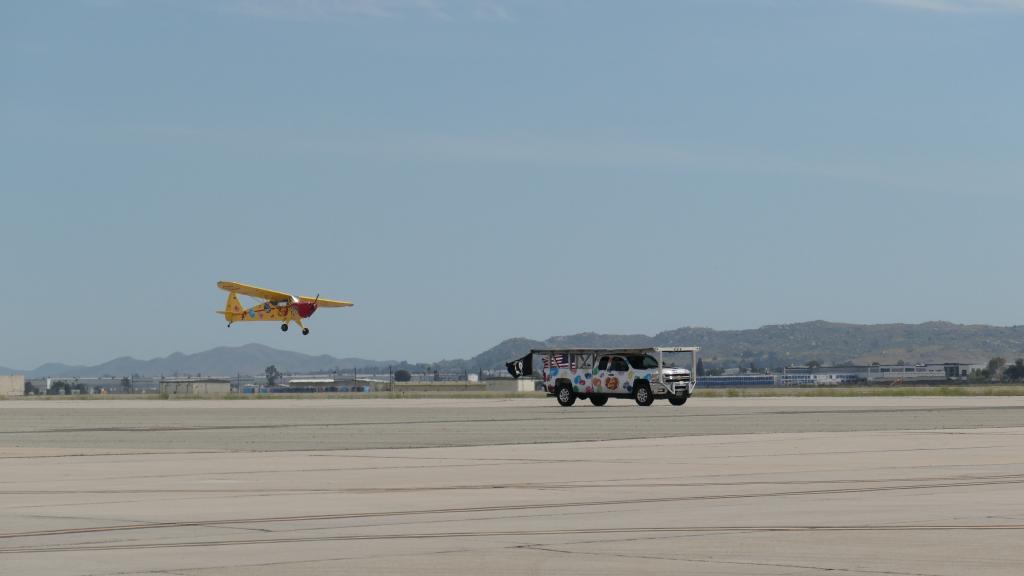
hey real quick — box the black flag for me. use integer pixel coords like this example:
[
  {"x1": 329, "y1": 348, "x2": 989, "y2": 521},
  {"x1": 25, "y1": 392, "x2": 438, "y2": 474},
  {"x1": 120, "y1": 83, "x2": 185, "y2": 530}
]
[{"x1": 506, "y1": 353, "x2": 533, "y2": 378}]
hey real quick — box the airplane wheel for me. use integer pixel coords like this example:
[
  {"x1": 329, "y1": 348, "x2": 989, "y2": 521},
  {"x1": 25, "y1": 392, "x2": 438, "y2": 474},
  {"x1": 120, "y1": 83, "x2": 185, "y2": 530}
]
[
  {"x1": 302, "y1": 328, "x2": 310, "y2": 335},
  {"x1": 280, "y1": 324, "x2": 288, "y2": 332}
]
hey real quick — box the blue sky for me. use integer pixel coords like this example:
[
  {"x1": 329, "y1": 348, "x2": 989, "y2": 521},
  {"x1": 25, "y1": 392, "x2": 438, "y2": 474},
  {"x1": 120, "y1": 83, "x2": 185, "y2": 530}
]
[{"x1": 2, "y1": 0, "x2": 1023, "y2": 369}]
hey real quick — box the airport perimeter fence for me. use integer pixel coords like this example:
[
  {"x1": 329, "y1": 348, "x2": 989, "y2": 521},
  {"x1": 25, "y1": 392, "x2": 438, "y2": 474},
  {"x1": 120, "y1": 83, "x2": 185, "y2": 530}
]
[
  {"x1": 696, "y1": 374, "x2": 849, "y2": 387},
  {"x1": 695, "y1": 374, "x2": 981, "y2": 388}
]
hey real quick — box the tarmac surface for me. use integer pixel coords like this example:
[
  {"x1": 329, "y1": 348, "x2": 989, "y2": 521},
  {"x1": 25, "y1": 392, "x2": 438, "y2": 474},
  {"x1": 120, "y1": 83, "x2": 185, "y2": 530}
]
[{"x1": 2, "y1": 397, "x2": 1024, "y2": 575}]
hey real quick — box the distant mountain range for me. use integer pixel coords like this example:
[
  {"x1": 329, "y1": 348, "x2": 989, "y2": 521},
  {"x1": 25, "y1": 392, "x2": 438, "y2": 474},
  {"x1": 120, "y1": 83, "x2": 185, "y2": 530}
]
[
  {"x1": 6, "y1": 344, "x2": 397, "y2": 379},
  {"x1": 7, "y1": 321, "x2": 1024, "y2": 378},
  {"x1": 458, "y1": 321, "x2": 1024, "y2": 372}
]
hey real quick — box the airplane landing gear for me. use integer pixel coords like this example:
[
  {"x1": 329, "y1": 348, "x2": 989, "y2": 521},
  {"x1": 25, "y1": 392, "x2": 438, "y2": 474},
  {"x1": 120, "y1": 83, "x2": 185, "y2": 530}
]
[
  {"x1": 280, "y1": 323, "x2": 289, "y2": 332},
  {"x1": 302, "y1": 328, "x2": 310, "y2": 336}
]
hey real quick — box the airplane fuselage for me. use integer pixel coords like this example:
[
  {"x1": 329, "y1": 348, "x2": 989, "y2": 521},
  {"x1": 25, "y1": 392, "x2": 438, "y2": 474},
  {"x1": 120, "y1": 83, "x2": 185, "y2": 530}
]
[
  {"x1": 230, "y1": 300, "x2": 319, "y2": 322},
  {"x1": 221, "y1": 293, "x2": 319, "y2": 334},
  {"x1": 217, "y1": 281, "x2": 351, "y2": 336}
]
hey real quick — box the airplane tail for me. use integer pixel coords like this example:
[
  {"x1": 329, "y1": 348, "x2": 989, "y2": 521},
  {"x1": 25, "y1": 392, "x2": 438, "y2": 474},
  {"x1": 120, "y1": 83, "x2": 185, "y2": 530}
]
[{"x1": 220, "y1": 292, "x2": 245, "y2": 322}]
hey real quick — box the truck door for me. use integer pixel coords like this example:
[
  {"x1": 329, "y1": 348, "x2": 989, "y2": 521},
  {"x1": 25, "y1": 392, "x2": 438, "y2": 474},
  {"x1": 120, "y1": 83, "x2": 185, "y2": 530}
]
[
  {"x1": 592, "y1": 356, "x2": 610, "y2": 393},
  {"x1": 605, "y1": 356, "x2": 630, "y2": 393}
]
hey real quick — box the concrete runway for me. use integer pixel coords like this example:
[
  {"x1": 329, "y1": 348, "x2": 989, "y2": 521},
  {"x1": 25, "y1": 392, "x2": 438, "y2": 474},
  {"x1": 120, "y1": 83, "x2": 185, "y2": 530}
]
[{"x1": 2, "y1": 397, "x2": 1024, "y2": 575}]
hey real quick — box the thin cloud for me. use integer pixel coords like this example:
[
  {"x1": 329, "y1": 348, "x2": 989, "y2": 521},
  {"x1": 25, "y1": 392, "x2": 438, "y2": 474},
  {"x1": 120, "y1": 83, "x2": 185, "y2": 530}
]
[
  {"x1": 221, "y1": 0, "x2": 512, "y2": 21},
  {"x1": 473, "y1": 0, "x2": 512, "y2": 21},
  {"x1": 868, "y1": 0, "x2": 1024, "y2": 12}
]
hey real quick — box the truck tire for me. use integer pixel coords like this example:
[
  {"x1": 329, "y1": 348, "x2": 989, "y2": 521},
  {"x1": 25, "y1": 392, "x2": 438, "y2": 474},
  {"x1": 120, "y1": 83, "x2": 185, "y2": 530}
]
[
  {"x1": 634, "y1": 382, "x2": 654, "y2": 406},
  {"x1": 555, "y1": 383, "x2": 576, "y2": 407},
  {"x1": 589, "y1": 396, "x2": 608, "y2": 407},
  {"x1": 668, "y1": 395, "x2": 688, "y2": 406}
]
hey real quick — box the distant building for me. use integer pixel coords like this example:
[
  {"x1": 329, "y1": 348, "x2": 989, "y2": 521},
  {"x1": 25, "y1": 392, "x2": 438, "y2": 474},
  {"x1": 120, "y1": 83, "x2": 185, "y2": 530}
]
[
  {"x1": 783, "y1": 362, "x2": 975, "y2": 383},
  {"x1": 159, "y1": 377, "x2": 231, "y2": 396},
  {"x1": 284, "y1": 378, "x2": 337, "y2": 391},
  {"x1": 866, "y1": 362, "x2": 974, "y2": 381},
  {"x1": 45, "y1": 377, "x2": 130, "y2": 394},
  {"x1": 0, "y1": 374, "x2": 25, "y2": 396},
  {"x1": 698, "y1": 361, "x2": 978, "y2": 388}
]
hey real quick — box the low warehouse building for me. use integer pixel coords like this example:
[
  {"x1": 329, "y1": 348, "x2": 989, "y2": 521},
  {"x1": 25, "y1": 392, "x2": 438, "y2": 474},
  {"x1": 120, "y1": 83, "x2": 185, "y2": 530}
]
[
  {"x1": 0, "y1": 375, "x2": 25, "y2": 396},
  {"x1": 159, "y1": 378, "x2": 231, "y2": 396}
]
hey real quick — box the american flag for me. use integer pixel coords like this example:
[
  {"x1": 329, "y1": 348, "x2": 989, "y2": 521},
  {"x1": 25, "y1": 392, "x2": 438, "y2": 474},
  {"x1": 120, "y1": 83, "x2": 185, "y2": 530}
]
[{"x1": 543, "y1": 354, "x2": 576, "y2": 370}]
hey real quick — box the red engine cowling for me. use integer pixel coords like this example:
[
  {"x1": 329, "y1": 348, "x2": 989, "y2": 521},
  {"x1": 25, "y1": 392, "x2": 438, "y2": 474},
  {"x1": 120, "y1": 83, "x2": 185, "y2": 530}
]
[{"x1": 293, "y1": 301, "x2": 318, "y2": 318}]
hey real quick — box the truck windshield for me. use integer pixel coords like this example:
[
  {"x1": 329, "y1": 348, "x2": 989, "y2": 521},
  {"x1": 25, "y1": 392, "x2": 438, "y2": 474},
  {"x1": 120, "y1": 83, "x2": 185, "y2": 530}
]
[{"x1": 627, "y1": 355, "x2": 660, "y2": 370}]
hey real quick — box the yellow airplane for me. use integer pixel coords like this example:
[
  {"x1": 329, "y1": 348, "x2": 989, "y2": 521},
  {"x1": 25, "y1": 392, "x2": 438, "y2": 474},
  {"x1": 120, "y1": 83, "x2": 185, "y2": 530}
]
[{"x1": 217, "y1": 281, "x2": 353, "y2": 335}]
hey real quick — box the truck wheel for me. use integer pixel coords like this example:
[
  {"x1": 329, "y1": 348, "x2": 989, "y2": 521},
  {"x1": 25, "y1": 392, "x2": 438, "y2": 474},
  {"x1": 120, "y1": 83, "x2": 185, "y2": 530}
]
[
  {"x1": 555, "y1": 383, "x2": 576, "y2": 407},
  {"x1": 589, "y1": 396, "x2": 608, "y2": 407},
  {"x1": 634, "y1": 383, "x2": 654, "y2": 406},
  {"x1": 668, "y1": 396, "x2": 688, "y2": 406}
]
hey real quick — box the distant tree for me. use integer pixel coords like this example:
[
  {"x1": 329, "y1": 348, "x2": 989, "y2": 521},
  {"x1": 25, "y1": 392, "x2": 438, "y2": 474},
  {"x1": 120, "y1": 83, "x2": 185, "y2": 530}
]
[
  {"x1": 807, "y1": 360, "x2": 822, "y2": 370},
  {"x1": 120, "y1": 377, "x2": 132, "y2": 394},
  {"x1": 987, "y1": 357, "x2": 1006, "y2": 379},
  {"x1": 1003, "y1": 359, "x2": 1024, "y2": 382},
  {"x1": 394, "y1": 369, "x2": 412, "y2": 382},
  {"x1": 696, "y1": 358, "x2": 706, "y2": 377},
  {"x1": 265, "y1": 365, "x2": 281, "y2": 386}
]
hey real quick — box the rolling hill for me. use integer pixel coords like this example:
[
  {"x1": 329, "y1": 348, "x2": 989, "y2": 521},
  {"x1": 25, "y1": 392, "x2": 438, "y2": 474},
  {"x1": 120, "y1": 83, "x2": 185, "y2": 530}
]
[
  {"x1": 15, "y1": 321, "x2": 1024, "y2": 378},
  {"x1": 461, "y1": 321, "x2": 1024, "y2": 371},
  {"x1": 22, "y1": 344, "x2": 395, "y2": 378}
]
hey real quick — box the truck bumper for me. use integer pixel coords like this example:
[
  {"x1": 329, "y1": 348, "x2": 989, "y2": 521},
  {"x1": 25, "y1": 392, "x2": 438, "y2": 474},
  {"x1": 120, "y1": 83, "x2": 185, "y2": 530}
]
[{"x1": 655, "y1": 381, "x2": 694, "y2": 397}]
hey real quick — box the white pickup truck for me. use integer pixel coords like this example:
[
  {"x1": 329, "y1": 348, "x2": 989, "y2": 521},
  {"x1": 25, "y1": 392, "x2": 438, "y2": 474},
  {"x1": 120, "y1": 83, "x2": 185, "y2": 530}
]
[{"x1": 507, "y1": 347, "x2": 700, "y2": 407}]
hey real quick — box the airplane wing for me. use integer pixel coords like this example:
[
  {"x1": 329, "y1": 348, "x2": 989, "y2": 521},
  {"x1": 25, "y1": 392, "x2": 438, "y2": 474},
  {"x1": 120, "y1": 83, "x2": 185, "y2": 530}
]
[
  {"x1": 217, "y1": 281, "x2": 293, "y2": 302},
  {"x1": 299, "y1": 296, "x2": 354, "y2": 308}
]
